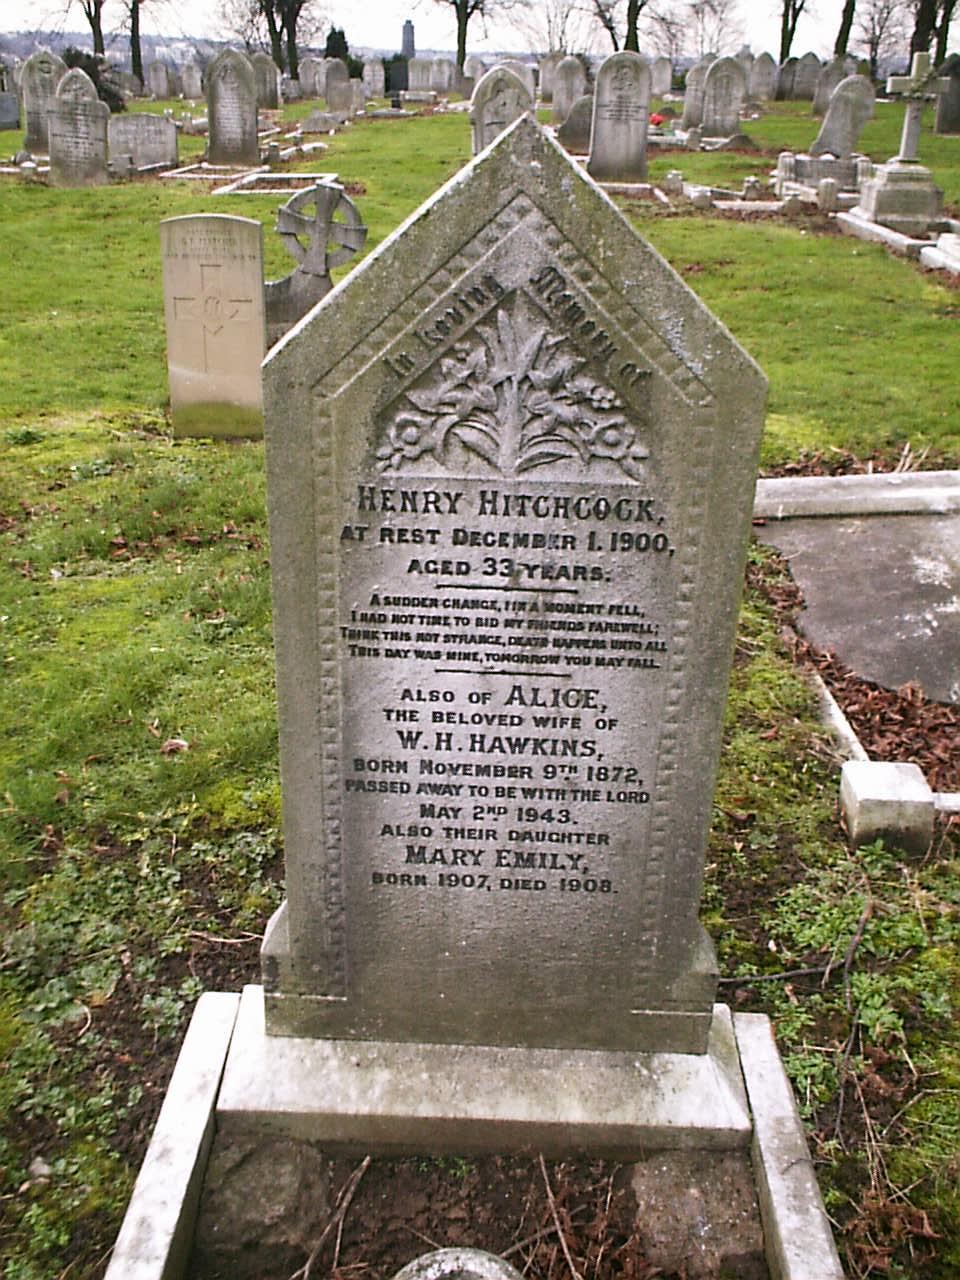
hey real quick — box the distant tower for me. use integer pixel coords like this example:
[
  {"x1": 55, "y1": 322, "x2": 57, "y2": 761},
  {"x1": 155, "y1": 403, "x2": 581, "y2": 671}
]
[{"x1": 402, "y1": 20, "x2": 415, "y2": 59}]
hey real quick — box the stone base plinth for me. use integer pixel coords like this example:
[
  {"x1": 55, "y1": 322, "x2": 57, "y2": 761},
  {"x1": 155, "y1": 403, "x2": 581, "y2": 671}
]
[{"x1": 854, "y1": 159, "x2": 943, "y2": 236}]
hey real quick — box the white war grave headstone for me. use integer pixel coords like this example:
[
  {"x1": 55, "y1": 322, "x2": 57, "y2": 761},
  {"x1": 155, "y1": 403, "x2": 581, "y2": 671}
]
[
  {"x1": 810, "y1": 75, "x2": 874, "y2": 158},
  {"x1": 242, "y1": 118, "x2": 768, "y2": 1154},
  {"x1": 469, "y1": 67, "x2": 532, "y2": 155},
  {"x1": 700, "y1": 56, "x2": 747, "y2": 138},
  {"x1": 108, "y1": 112, "x2": 178, "y2": 170},
  {"x1": 205, "y1": 48, "x2": 259, "y2": 165},
  {"x1": 160, "y1": 214, "x2": 266, "y2": 438},
  {"x1": 552, "y1": 55, "x2": 586, "y2": 124},
  {"x1": 48, "y1": 67, "x2": 110, "y2": 188},
  {"x1": 587, "y1": 51, "x2": 651, "y2": 182},
  {"x1": 20, "y1": 48, "x2": 66, "y2": 151}
]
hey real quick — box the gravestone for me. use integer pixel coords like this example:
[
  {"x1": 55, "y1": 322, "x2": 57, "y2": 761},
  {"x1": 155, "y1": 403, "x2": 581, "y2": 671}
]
[
  {"x1": 650, "y1": 55, "x2": 672, "y2": 98},
  {"x1": 469, "y1": 67, "x2": 533, "y2": 155},
  {"x1": 20, "y1": 48, "x2": 66, "y2": 151},
  {"x1": 465, "y1": 55, "x2": 487, "y2": 86},
  {"x1": 324, "y1": 61, "x2": 353, "y2": 115},
  {"x1": 556, "y1": 94, "x2": 593, "y2": 152},
  {"x1": 812, "y1": 57, "x2": 847, "y2": 116},
  {"x1": 181, "y1": 61, "x2": 203, "y2": 99},
  {"x1": 497, "y1": 59, "x2": 535, "y2": 100},
  {"x1": 146, "y1": 60, "x2": 171, "y2": 99},
  {"x1": 108, "y1": 112, "x2": 178, "y2": 169},
  {"x1": 206, "y1": 48, "x2": 258, "y2": 165},
  {"x1": 298, "y1": 56, "x2": 323, "y2": 97},
  {"x1": 810, "y1": 75, "x2": 874, "y2": 157},
  {"x1": 251, "y1": 52, "x2": 280, "y2": 108},
  {"x1": 792, "y1": 52, "x2": 821, "y2": 100},
  {"x1": 408, "y1": 57, "x2": 433, "y2": 92},
  {"x1": 750, "y1": 52, "x2": 777, "y2": 100},
  {"x1": 775, "y1": 56, "x2": 797, "y2": 100},
  {"x1": 552, "y1": 55, "x2": 586, "y2": 124},
  {"x1": 935, "y1": 53, "x2": 960, "y2": 134},
  {"x1": 538, "y1": 53, "x2": 561, "y2": 102},
  {"x1": 160, "y1": 213, "x2": 266, "y2": 438},
  {"x1": 47, "y1": 67, "x2": 110, "y2": 187},
  {"x1": 701, "y1": 56, "x2": 747, "y2": 137},
  {"x1": 431, "y1": 57, "x2": 456, "y2": 94},
  {"x1": 363, "y1": 59, "x2": 386, "y2": 99},
  {"x1": 681, "y1": 58, "x2": 710, "y2": 129},
  {"x1": 587, "y1": 50, "x2": 651, "y2": 181},
  {"x1": 0, "y1": 91, "x2": 18, "y2": 130},
  {"x1": 258, "y1": 113, "x2": 767, "y2": 1069}
]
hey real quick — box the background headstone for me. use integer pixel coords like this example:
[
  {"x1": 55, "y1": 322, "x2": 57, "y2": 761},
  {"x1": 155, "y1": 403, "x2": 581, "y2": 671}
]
[
  {"x1": 552, "y1": 55, "x2": 587, "y2": 124},
  {"x1": 701, "y1": 56, "x2": 747, "y2": 138},
  {"x1": 298, "y1": 57, "x2": 323, "y2": 98},
  {"x1": 181, "y1": 61, "x2": 203, "y2": 99},
  {"x1": 0, "y1": 91, "x2": 19, "y2": 130},
  {"x1": 556, "y1": 93, "x2": 593, "y2": 151},
  {"x1": 160, "y1": 213, "x2": 266, "y2": 438},
  {"x1": 810, "y1": 75, "x2": 875, "y2": 157},
  {"x1": 470, "y1": 67, "x2": 532, "y2": 154},
  {"x1": 750, "y1": 52, "x2": 778, "y2": 100},
  {"x1": 464, "y1": 55, "x2": 487, "y2": 85},
  {"x1": 935, "y1": 53, "x2": 960, "y2": 134},
  {"x1": 146, "y1": 61, "x2": 172, "y2": 99},
  {"x1": 812, "y1": 57, "x2": 847, "y2": 116},
  {"x1": 47, "y1": 67, "x2": 110, "y2": 187},
  {"x1": 251, "y1": 52, "x2": 280, "y2": 109},
  {"x1": 324, "y1": 61, "x2": 353, "y2": 115},
  {"x1": 402, "y1": 19, "x2": 415, "y2": 59},
  {"x1": 587, "y1": 50, "x2": 651, "y2": 181},
  {"x1": 408, "y1": 57, "x2": 432, "y2": 91},
  {"x1": 681, "y1": 57, "x2": 710, "y2": 129},
  {"x1": 20, "y1": 48, "x2": 66, "y2": 151},
  {"x1": 538, "y1": 53, "x2": 561, "y2": 101},
  {"x1": 206, "y1": 49, "x2": 258, "y2": 165},
  {"x1": 776, "y1": 56, "x2": 798, "y2": 100},
  {"x1": 431, "y1": 57, "x2": 456, "y2": 94},
  {"x1": 792, "y1": 52, "x2": 822, "y2": 100},
  {"x1": 363, "y1": 60, "x2": 386, "y2": 99},
  {"x1": 650, "y1": 55, "x2": 672, "y2": 97},
  {"x1": 497, "y1": 59, "x2": 535, "y2": 100},
  {"x1": 108, "y1": 112, "x2": 178, "y2": 169}
]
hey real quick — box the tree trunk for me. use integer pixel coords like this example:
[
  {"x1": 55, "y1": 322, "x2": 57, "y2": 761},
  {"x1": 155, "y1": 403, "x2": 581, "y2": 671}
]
[
  {"x1": 624, "y1": 0, "x2": 641, "y2": 51},
  {"x1": 834, "y1": 0, "x2": 856, "y2": 56},
  {"x1": 130, "y1": 0, "x2": 143, "y2": 86},
  {"x1": 264, "y1": 3, "x2": 284, "y2": 72},
  {"x1": 456, "y1": 0, "x2": 468, "y2": 72},
  {"x1": 285, "y1": 23, "x2": 299, "y2": 81},
  {"x1": 780, "y1": 0, "x2": 805, "y2": 63},
  {"x1": 911, "y1": 0, "x2": 939, "y2": 55},
  {"x1": 936, "y1": 0, "x2": 957, "y2": 63}
]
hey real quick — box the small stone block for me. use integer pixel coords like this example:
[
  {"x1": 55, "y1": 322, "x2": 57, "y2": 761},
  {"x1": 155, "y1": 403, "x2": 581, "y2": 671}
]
[
  {"x1": 393, "y1": 1249, "x2": 523, "y2": 1280},
  {"x1": 840, "y1": 760, "x2": 935, "y2": 853},
  {"x1": 104, "y1": 992, "x2": 240, "y2": 1280},
  {"x1": 734, "y1": 1013, "x2": 844, "y2": 1280}
]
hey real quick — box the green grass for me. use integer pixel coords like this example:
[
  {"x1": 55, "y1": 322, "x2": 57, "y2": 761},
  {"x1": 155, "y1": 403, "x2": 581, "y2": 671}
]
[{"x1": 0, "y1": 100, "x2": 958, "y2": 1278}]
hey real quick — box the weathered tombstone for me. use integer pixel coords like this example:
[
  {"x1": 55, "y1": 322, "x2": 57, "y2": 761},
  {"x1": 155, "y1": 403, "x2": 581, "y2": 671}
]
[
  {"x1": 205, "y1": 49, "x2": 258, "y2": 165},
  {"x1": 776, "y1": 56, "x2": 797, "y2": 100},
  {"x1": 298, "y1": 56, "x2": 323, "y2": 98},
  {"x1": 108, "y1": 112, "x2": 178, "y2": 169},
  {"x1": 464, "y1": 55, "x2": 487, "y2": 86},
  {"x1": 681, "y1": 57, "x2": 710, "y2": 129},
  {"x1": 257, "y1": 113, "x2": 767, "y2": 1082},
  {"x1": 47, "y1": 67, "x2": 110, "y2": 188},
  {"x1": 146, "y1": 60, "x2": 172, "y2": 99},
  {"x1": 251, "y1": 52, "x2": 280, "y2": 108},
  {"x1": 651, "y1": 55, "x2": 672, "y2": 97},
  {"x1": 935, "y1": 53, "x2": 960, "y2": 134},
  {"x1": 408, "y1": 57, "x2": 433, "y2": 91},
  {"x1": 324, "y1": 60, "x2": 353, "y2": 115},
  {"x1": 363, "y1": 59, "x2": 386, "y2": 99},
  {"x1": 497, "y1": 59, "x2": 535, "y2": 100},
  {"x1": 701, "y1": 56, "x2": 747, "y2": 137},
  {"x1": 469, "y1": 66, "x2": 533, "y2": 155},
  {"x1": 0, "y1": 91, "x2": 19, "y2": 130},
  {"x1": 160, "y1": 214, "x2": 266, "y2": 438},
  {"x1": 20, "y1": 48, "x2": 66, "y2": 151},
  {"x1": 552, "y1": 54, "x2": 586, "y2": 124},
  {"x1": 792, "y1": 52, "x2": 821, "y2": 100},
  {"x1": 431, "y1": 57, "x2": 456, "y2": 94},
  {"x1": 749, "y1": 51, "x2": 777, "y2": 100},
  {"x1": 587, "y1": 50, "x2": 651, "y2": 181},
  {"x1": 812, "y1": 57, "x2": 847, "y2": 116},
  {"x1": 181, "y1": 61, "x2": 203, "y2": 99},
  {"x1": 556, "y1": 93, "x2": 593, "y2": 152},
  {"x1": 538, "y1": 53, "x2": 561, "y2": 101},
  {"x1": 810, "y1": 75, "x2": 875, "y2": 157},
  {"x1": 736, "y1": 48, "x2": 754, "y2": 79}
]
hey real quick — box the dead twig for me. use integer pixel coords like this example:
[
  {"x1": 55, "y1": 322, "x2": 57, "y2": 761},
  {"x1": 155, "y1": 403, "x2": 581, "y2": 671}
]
[
  {"x1": 539, "y1": 1154, "x2": 583, "y2": 1280},
  {"x1": 842, "y1": 899, "x2": 874, "y2": 1013},
  {"x1": 290, "y1": 1155, "x2": 371, "y2": 1280},
  {"x1": 503, "y1": 1205, "x2": 590, "y2": 1259},
  {"x1": 402, "y1": 1224, "x2": 443, "y2": 1250},
  {"x1": 718, "y1": 965, "x2": 829, "y2": 984}
]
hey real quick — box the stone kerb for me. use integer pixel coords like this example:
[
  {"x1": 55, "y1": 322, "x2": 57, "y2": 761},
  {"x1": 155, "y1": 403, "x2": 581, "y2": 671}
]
[
  {"x1": 20, "y1": 47, "x2": 66, "y2": 151},
  {"x1": 259, "y1": 115, "x2": 767, "y2": 1054},
  {"x1": 810, "y1": 75, "x2": 875, "y2": 158},
  {"x1": 48, "y1": 66, "x2": 110, "y2": 187},
  {"x1": 552, "y1": 55, "x2": 586, "y2": 124},
  {"x1": 701, "y1": 56, "x2": 747, "y2": 138},
  {"x1": 469, "y1": 67, "x2": 532, "y2": 155},
  {"x1": 587, "y1": 50, "x2": 652, "y2": 182},
  {"x1": 205, "y1": 49, "x2": 258, "y2": 165}
]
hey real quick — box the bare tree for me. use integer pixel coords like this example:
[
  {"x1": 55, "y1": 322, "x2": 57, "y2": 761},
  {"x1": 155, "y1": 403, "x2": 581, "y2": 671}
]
[
  {"x1": 74, "y1": 0, "x2": 108, "y2": 54},
  {"x1": 641, "y1": 2, "x2": 687, "y2": 61},
  {"x1": 910, "y1": 0, "x2": 938, "y2": 52},
  {"x1": 219, "y1": 0, "x2": 271, "y2": 54},
  {"x1": 834, "y1": 0, "x2": 858, "y2": 54},
  {"x1": 509, "y1": 0, "x2": 597, "y2": 54},
  {"x1": 935, "y1": 0, "x2": 957, "y2": 62},
  {"x1": 778, "y1": 0, "x2": 808, "y2": 61},
  {"x1": 432, "y1": 0, "x2": 529, "y2": 71},
  {"x1": 685, "y1": 0, "x2": 744, "y2": 56},
  {"x1": 853, "y1": 0, "x2": 908, "y2": 76}
]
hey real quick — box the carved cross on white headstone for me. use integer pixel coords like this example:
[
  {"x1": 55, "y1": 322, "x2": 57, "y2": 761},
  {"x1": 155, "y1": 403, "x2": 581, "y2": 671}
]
[
  {"x1": 173, "y1": 263, "x2": 256, "y2": 373},
  {"x1": 886, "y1": 52, "x2": 951, "y2": 162}
]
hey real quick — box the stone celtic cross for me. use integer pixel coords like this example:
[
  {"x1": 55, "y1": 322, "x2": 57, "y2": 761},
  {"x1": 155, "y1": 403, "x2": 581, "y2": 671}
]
[{"x1": 886, "y1": 52, "x2": 951, "y2": 162}]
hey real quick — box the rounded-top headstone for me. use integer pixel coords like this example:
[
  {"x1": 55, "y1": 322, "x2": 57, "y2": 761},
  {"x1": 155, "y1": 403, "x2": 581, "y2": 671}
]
[
  {"x1": 552, "y1": 55, "x2": 586, "y2": 124},
  {"x1": 587, "y1": 50, "x2": 652, "y2": 182},
  {"x1": 393, "y1": 1250, "x2": 523, "y2": 1280},
  {"x1": 470, "y1": 67, "x2": 533, "y2": 155},
  {"x1": 205, "y1": 48, "x2": 258, "y2": 165},
  {"x1": 812, "y1": 57, "x2": 847, "y2": 117},
  {"x1": 20, "y1": 47, "x2": 67, "y2": 151},
  {"x1": 48, "y1": 66, "x2": 110, "y2": 187},
  {"x1": 810, "y1": 75, "x2": 875, "y2": 158},
  {"x1": 749, "y1": 52, "x2": 778, "y2": 101},
  {"x1": 681, "y1": 57, "x2": 711, "y2": 129},
  {"x1": 56, "y1": 66, "x2": 99, "y2": 102},
  {"x1": 701, "y1": 56, "x2": 747, "y2": 138}
]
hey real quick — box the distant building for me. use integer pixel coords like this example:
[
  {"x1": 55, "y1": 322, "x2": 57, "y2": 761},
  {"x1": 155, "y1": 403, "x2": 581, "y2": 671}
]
[{"x1": 402, "y1": 20, "x2": 415, "y2": 59}]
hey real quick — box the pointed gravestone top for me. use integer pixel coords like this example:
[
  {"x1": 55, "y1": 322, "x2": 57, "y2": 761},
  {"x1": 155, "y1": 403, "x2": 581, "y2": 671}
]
[
  {"x1": 56, "y1": 66, "x2": 99, "y2": 102},
  {"x1": 260, "y1": 116, "x2": 766, "y2": 1055}
]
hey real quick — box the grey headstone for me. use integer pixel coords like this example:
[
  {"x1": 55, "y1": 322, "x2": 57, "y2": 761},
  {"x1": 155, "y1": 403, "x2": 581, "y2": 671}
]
[
  {"x1": 298, "y1": 57, "x2": 323, "y2": 97},
  {"x1": 776, "y1": 56, "x2": 797, "y2": 100},
  {"x1": 464, "y1": 55, "x2": 487, "y2": 84},
  {"x1": 146, "y1": 61, "x2": 172, "y2": 99},
  {"x1": 301, "y1": 109, "x2": 340, "y2": 133},
  {"x1": 552, "y1": 55, "x2": 586, "y2": 124},
  {"x1": 935, "y1": 54, "x2": 960, "y2": 134},
  {"x1": 251, "y1": 52, "x2": 280, "y2": 108},
  {"x1": 750, "y1": 52, "x2": 778, "y2": 100},
  {"x1": 812, "y1": 57, "x2": 847, "y2": 116},
  {"x1": 469, "y1": 67, "x2": 532, "y2": 155},
  {"x1": 556, "y1": 93, "x2": 593, "y2": 152},
  {"x1": 538, "y1": 53, "x2": 562, "y2": 102},
  {"x1": 206, "y1": 49, "x2": 258, "y2": 165},
  {"x1": 701, "y1": 56, "x2": 747, "y2": 137},
  {"x1": 160, "y1": 213, "x2": 266, "y2": 438},
  {"x1": 324, "y1": 61, "x2": 353, "y2": 115},
  {"x1": 681, "y1": 58, "x2": 710, "y2": 129},
  {"x1": 108, "y1": 112, "x2": 178, "y2": 169},
  {"x1": 393, "y1": 1250, "x2": 523, "y2": 1280},
  {"x1": 181, "y1": 62, "x2": 203, "y2": 99},
  {"x1": 47, "y1": 67, "x2": 110, "y2": 187},
  {"x1": 587, "y1": 50, "x2": 651, "y2": 182},
  {"x1": 810, "y1": 75, "x2": 875, "y2": 158},
  {"x1": 0, "y1": 91, "x2": 18, "y2": 130},
  {"x1": 20, "y1": 48, "x2": 66, "y2": 151},
  {"x1": 259, "y1": 116, "x2": 766, "y2": 1054},
  {"x1": 650, "y1": 55, "x2": 672, "y2": 97},
  {"x1": 431, "y1": 57, "x2": 456, "y2": 94},
  {"x1": 363, "y1": 60, "x2": 386, "y2": 99},
  {"x1": 792, "y1": 51, "x2": 822, "y2": 100},
  {"x1": 408, "y1": 57, "x2": 433, "y2": 91},
  {"x1": 496, "y1": 60, "x2": 535, "y2": 100}
]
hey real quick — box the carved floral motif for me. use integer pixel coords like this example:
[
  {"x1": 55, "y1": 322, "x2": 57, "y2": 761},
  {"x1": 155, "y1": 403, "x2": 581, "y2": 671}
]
[{"x1": 378, "y1": 307, "x2": 647, "y2": 479}]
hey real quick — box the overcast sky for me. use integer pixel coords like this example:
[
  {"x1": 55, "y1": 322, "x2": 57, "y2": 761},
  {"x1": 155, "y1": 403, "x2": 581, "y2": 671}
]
[{"x1": 0, "y1": 0, "x2": 870, "y2": 61}]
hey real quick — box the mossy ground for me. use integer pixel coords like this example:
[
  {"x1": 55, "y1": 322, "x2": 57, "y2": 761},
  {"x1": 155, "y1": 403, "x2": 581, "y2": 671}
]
[{"x1": 0, "y1": 99, "x2": 958, "y2": 1278}]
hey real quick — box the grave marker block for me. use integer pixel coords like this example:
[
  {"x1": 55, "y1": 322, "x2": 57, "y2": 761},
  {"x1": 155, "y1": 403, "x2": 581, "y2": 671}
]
[{"x1": 48, "y1": 67, "x2": 109, "y2": 187}]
